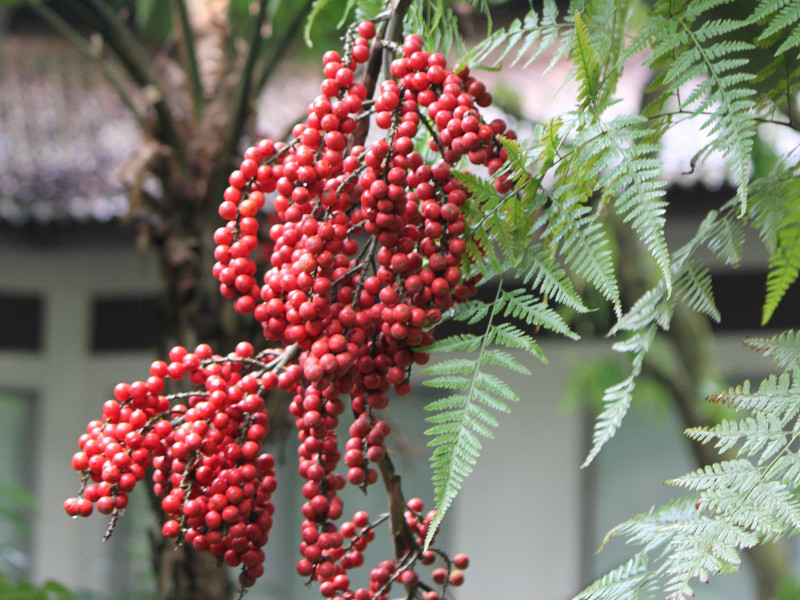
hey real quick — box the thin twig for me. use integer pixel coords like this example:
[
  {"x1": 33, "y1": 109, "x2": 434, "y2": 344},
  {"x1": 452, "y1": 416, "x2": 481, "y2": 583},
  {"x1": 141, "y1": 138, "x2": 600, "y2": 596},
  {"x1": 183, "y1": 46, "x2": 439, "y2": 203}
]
[
  {"x1": 169, "y1": 0, "x2": 204, "y2": 117},
  {"x1": 222, "y1": 0, "x2": 271, "y2": 170}
]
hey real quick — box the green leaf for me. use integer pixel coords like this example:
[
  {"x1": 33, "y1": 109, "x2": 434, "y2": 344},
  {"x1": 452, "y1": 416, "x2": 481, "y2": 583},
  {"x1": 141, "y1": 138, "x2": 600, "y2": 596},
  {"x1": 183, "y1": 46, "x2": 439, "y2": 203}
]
[
  {"x1": 464, "y1": 1, "x2": 567, "y2": 69},
  {"x1": 640, "y1": 0, "x2": 757, "y2": 212},
  {"x1": 304, "y1": 0, "x2": 336, "y2": 47},
  {"x1": 424, "y1": 280, "x2": 555, "y2": 549},
  {"x1": 763, "y1": 207, "x2": 800, "y2": 324},
  {"x1": 573, "y1": 11, "x2": 601, "y2": 109},
  {"x1": 499, "y1": 288, "x2": 580, "y2": 340},
  {"x1": 583, "y1": 326, "x2": 655, "y2": 467},
  {"x1": 573, "y1": 553, "x2": 653, "y2": 600},
  {"x1": 520, "y1": 244, "x2": 590, "y2": 313},
  {"x1": 674, "y1": 260, "x2": 720, "y2": 322},
  {"x1": 744, "y1": 330, "x2": 800, "y2": 372},
  {"x1": 589, "y1": 332, "x2": 800, "y2": 596}
]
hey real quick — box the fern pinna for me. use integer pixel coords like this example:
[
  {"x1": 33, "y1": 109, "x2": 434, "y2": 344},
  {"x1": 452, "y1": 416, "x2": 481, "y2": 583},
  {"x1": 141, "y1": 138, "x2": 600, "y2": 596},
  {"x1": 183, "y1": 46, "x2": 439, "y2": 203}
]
[
  {"x1": 576, "y1": 331, "x2": 800, "y2": 600},
  {"x1": 421, "y1": 280, "x2": 579, "y2": 547}
]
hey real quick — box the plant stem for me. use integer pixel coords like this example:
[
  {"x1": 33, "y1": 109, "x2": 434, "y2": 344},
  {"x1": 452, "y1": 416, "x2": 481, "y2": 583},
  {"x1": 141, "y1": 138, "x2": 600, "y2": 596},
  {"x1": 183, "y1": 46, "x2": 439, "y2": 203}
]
[
  {"x1": 169, "y1": 0, "x2": 204, "y2": 118},
  {"x1": 223, "y1": 0, "x2": 271, "y2": 168}
]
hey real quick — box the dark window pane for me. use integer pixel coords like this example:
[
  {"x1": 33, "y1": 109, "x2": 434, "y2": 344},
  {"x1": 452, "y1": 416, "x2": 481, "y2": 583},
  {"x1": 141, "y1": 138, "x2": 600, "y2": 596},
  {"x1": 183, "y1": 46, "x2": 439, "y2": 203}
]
[
  {"x1": 0, "y1": 295, "x2": 41, "y2": 350},
  {"x1": 91, "y1": 297, "x2": 162, "y2": 351}
]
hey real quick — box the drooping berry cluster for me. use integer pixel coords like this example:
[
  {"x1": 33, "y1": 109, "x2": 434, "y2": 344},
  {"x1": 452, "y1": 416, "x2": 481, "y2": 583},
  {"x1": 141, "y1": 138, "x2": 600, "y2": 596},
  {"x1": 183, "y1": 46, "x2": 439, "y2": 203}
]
[
  {"x1": 211, "y1": 22, "x2": 510, "y2": 596},
  {"x1": 65, "y1": 342, "x2": 282, "y2": 588},
  {"x1": 66, "y1": 19, "x2": 515, "y2": 598}
]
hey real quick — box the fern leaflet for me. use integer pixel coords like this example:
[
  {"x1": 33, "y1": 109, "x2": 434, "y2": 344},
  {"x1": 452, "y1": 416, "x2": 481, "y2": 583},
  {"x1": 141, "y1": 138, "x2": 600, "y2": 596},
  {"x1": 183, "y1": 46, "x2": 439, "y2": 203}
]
[
  {"x1": 583, "y1": 197, "x2": 754, "y2": 465},
  {"x1": 573, "y1": 553, "x2": 652, "y2": 600},
  {"x1": 422, "y1": 278, "x2": 570, "y2": 548},
  {"x1": 582, "y1": 325, "x2": 655, "y2": 467},
  {"x1": 464, "y1": 0, "x2": 568, "y2": 69},
  {"x1": 744, "y1": 330, "x2": 800, "y2": 372},
  {"x1": 580, "y1": 331, "x2": 800, "y2": 599},
  {"x1": 762, "y1": 199, "x2": 800, "y2": 324},
  {"x1": 639, "y1": 0, "x2": 757, "y2": 212},
  {"x1": 750, "y1": 0, "x2": 800, "y2": 57}
]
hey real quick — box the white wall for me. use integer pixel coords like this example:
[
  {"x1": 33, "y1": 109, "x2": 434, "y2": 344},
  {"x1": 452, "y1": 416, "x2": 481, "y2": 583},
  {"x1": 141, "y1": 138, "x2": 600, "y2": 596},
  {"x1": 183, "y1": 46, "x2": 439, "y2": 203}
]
[{"x1": 0, "y1": 231, "x2": 159, "y2": 595}]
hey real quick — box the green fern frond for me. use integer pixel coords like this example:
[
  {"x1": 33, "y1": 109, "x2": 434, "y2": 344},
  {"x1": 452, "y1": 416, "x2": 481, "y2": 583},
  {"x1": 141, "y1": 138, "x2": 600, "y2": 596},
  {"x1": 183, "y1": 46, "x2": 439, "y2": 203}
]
[
  {"x1": 597, "y1": 115, "x2": 670, "y2": 289},
  {"x1": 748, "y1": 165, "x2": 800, "y2": 255},
  {"x1": 487, "y1": 321, "x2": 546, "y2": 362},
  {"x1": 610, "y1": 287, "x2": 671, "y2": 335},
  {"x1": 573, "y1": 11, "x2": 602, "y2": 109},
  {"x1": 701, "y1": 484, "x2": 798, "y2": 542},
  {"x1": 771, "y1": 453, "x2": 800, "y2": 489},
  {"x1": 603, "y1": 496, "x2": 701, "y2": 554},
  {"x1": 465, "y1": 0, "x2": 567, "y2": 69},
  {"x1": 303, "y1": 0, "x2": 336, "y2": 46},
  {"x1": 573, "y1": 553, "x2": 653, "y2": 600},
  {"x1": 750, "y1": 0, "x2": 800, "y2": 56},
  {"x1": 519, "y1": 243, "x2": 589, "y2": 313},
  {"x1": 422, "y1": 333, "x2": 483, "y2": 353},
  {"x1": 763, "y1": 205, "x2": 800, "y2": 324},
  {"x1": 423, "y1": 374, "x2": 471, "y2": 391},
  {"x1": 450, "y1": 298, "x2": 493, "y2": 325},
  {"x1": 499, "y1": 288, "x2": 580, "y2": 340},
  {"x1": 481, "y1": 348, "x2": 531, "y2": 375},
  {"x1": 743, "y1": 330, "x2": 800, "y2": 371},
  {"x1": 499, "y1": 136, "x2": 549, "y2": 211},
  {"x1": 457, "y1": 164, "x2": 543, "y2": 271},
  {"x1": 547, "y1": 99, "x2": 668, "y2": 313},
  {"x1": 423, "y1": 280, "x2": 550, "y2": 549},
  {"x1": 583, "y1": 326, "x2": 656, "y2": 467},
  {"x1": 708, "y1": 374, "x2": 800, "y2": 423},
  {"x1": 545, "y1": 194, "x2": 621, "y2": 316},
  {"x1": 674, "y1": 259, "x2": 720, "y2": 322},
  {"x1": 586, "y1": 201, "x2": 749, "y2": 466},
  {"x1": 685, "y1": 413, "x2": 788, "y2": 460},
  {"x1": 640, "y1": 0, "x2": 757, "y2": 211},
  {"x1": 581, "y1": 0, "x2": 636, "y2": 106},
  {"x1": 667, "y1": 459, "x2": 760, "y2": 492},
  {"x1": 475, "y1": 371, "x2": 518, "y2": 403},
  {"x1": 424, "y1": 394, "x2": 469, "y2": 413},
  {"x1": 659, "y1": 517, "x2": 756, "y2": 599},
  {"x1": 422, "y1": 358, "x2": 480, "y2": 376},
  {"x1": 405, "y1": 2, "x2": 466, "y2": 55},
  {"x1": 584, "y1": 331, "x2": 800, "y2": 598},
  {"x1": 704, "y1": 211, "x2": 745, "y2": 266}
]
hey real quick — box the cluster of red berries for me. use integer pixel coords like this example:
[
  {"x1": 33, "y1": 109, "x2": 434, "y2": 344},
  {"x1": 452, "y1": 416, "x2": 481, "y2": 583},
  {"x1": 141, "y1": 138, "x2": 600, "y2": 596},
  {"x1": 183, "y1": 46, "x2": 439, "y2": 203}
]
[
  {"x1": 66, "y1": 19, "x2": 507, "y2": 598},
  {"x1": 294, "y1": 497, "x2": 467, "y2": 600},
  {"x1": 65, "y1": 341, "x2": 280, "y2": 587}
]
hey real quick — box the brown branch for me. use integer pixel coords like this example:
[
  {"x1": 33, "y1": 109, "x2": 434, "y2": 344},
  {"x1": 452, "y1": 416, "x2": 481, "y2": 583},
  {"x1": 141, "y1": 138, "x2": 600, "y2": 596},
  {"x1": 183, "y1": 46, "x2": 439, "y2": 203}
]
[
  {"x1": 222, "y1": 0, "x2": 271, "y2": 166},
  {"x1": 169, "y1": 0, "x2": 204, "y2": 117},
  {"x1": 352, "y1": 0, "x2": 414, "y2": 148},
  {"x1": 377, "y1": 454, "x2": 420, "y2": 559}
]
